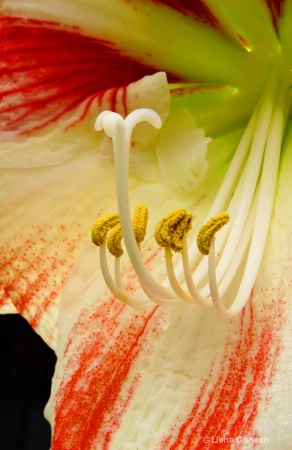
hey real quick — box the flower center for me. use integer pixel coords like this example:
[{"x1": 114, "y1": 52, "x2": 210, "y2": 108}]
[{"x1": 93, "y1": 66, "x2": 289, "y2": 318}]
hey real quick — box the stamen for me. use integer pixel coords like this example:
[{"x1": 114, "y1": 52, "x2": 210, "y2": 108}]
[
  {"x1": 155, "y1": 209, "x2": 195, "y2": 304},
  {"x1": 203, "y1": 73, "x2": 289, "y2": 318},
  {"x1": 107, "y1": 224, "x2": 123, "y2": 257},
  {"x1": 132, "y1": 204, "x2": 149, "y2": 245},
  {"x1": 91, "y1": 210, "x2": 156, "y2": 309},
  {"x1": 105, "y1": 204, "x2": 149, "y2": 257},
  {"x1": 93, "y1": 205, "x2": 178, "y2": 308},
  {"x1": 155, "y1": 209, "x2": 192, "y2": 252},
  {"x1": 181, "y1": 234, "x2": 213, "y2": 308},
  {"x1": 183, "y1": 65, "x2": 280, "y2": 285},
  {"x1": 164, "y1": 246, "x2": 195, "y2": 304},
  {"x1": 99, "y1": 241, "x2": 154, "y2": 310},
  {"x1": 196, "y1": 213, "x2": 230, "y2": 256},
  {"x1": 91, "y1": 213, "x2": 120, "y2": 247}
]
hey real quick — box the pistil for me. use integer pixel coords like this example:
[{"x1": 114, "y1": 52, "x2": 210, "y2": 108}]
[{"x1": 96, "y1": 109, "x2": 177, "y2": 302}]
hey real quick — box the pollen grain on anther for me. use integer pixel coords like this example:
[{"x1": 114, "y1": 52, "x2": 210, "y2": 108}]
[
  {"x1": 91, "y1": 213, "x2": 120, "y2": 247},
  {"x1": 154, "y1": 208, "x2": 192, "y2": 253},
  {"x1": 196, "y1": 212, "x2": 230, "y2": 255}
]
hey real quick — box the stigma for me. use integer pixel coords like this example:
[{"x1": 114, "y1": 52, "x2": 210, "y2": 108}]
[{"x1": 93, "y1": 66, "x2": 289, "y2": 318}]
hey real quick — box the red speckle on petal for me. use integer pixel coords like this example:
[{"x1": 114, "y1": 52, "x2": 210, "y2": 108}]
[
  {"x1": 0, "y1": 222, "x2": 84, "y2": 345},
  {"x1": 51, "y1": 300, "x2": 157, "y2": 449}
]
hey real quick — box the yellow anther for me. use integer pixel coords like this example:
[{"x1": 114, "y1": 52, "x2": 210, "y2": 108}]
[
  {"x1": 196, "y1": 212, "x2": 230, "y2": 255},
  {"x1": 91, "y1": 213, "x2": 120, "y2": 246},
  {"x1": 107, "y1": 224, "x2": 123, "y2": 257},
  {"x1": 155, "y1": 208, "x2": 193, "y2": 253},
  {"x1": 132, "y1": 204, "x2": 149, "y2": 244}
]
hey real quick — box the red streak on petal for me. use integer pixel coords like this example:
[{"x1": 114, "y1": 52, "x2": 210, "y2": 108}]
[
  {"x1": 161, "y1": 294, "x2": 286, "y2": 449},
  {"x1": 236, "y1": 34, "x2": 252, "y2": 51},
  {"x1": 51, "y1": 300, "x2": 157, "y2": 449},
  {"x1": 151, "y1": 0, "x2": 219, "y2": 27},
  {"x1": 264, "y1": 0, "x2": 284, "y2": 32},
  {"x1": 0, "y1": 290, "x2": 12, "y2": 308},
  {"x1": 97, "y1": 85, "x2": 129, "y2": 118},
  {"x1": 0, "y1": 16, "x2": 161, "y2": 134},
  {"x1": 170, "y1": 85, "x2": 225, "y2": 96}
]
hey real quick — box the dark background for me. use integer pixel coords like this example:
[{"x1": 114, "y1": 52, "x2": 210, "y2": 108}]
[{"x1": 0, "y1": 315, "x2": 56, "y2": 450}]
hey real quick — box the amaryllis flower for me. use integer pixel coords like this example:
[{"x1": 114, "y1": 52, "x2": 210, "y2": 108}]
[{"x1": 1, "y1": 1, "x2": 291, "y2": 449}]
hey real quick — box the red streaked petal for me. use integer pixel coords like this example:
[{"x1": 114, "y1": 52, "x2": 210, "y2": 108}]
[
  {"x1": 160, "y1": 300, "x2": 285, "y2": 449},
  {"x1": 46, "y1": 277, "x2": 289, "y2": 448},
  {"x1": 264, "y1": 0, "x2": 285, "y2": 31},
  {"x1": 0, "y1": 221, "x2": 86, "y2": 347},
  {"x1": 45, "y1": 135, "x2": 292, "y2": 446},
  {"x1": 50, "y1": 298, "x2": 157, "y2": 449},
  {"x1": 0, "y1": 16, "x2": 165, "y2": 134},
  {"x1": 0, "y1": 71, "x2": 170, "y2": 347},
  {"x1": 151, "y1": 0, "x2": 219, "y2": 26},
  {"x1": 1, "y1": 3, "x2": 258, "y2": 93}
]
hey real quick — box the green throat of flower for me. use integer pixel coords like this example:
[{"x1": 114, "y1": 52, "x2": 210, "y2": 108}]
[{"x1": 92, "y1": 65, "x2": 290, "y2": 318}]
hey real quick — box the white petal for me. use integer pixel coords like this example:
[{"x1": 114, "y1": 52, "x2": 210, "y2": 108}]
[{"x1": 0, "y1": 72, "x2": 170, "y2": 347}]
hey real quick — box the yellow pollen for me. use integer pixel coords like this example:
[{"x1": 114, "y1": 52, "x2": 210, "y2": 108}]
[
  {"x1": 132, "y1": 204, "x2": 149, "y2": 244},
  {"x1": 155, "y1": 208, "x2": 193, "y2": 253},
  {"x1": 91, "y1": 213, "x2": 120, "y2": 246},
  {"x1": 107, "y1": 223, "x2": 123, "y2": 257},
  {"x1": 196, "y1": 212, "x2": 230, "y2": 255},
  {"x1": 92, "y1": 205, "x2": 149, "y2": 257}
]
